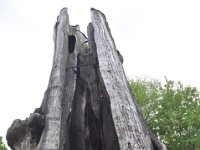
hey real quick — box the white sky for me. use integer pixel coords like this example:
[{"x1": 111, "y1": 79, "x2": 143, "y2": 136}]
[{"x1": 1, "y1": 0, "x2": 200, "y2": 147}]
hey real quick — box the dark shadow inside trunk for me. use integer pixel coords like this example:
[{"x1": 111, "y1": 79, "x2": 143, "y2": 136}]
[{"x1": 68, "y1": 35, "x2": 76, "y2": 53}]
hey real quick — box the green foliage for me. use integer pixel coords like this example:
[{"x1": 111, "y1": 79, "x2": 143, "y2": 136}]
[
  {"x1": 0, "y1": 136, "x2": 7, "y2": 150},
  {"x1": 129, "y1": 77, "x2": 200, "y2": 150}
]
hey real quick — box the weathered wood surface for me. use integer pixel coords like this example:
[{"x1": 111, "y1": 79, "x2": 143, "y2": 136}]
[{"x1": 6, "y1": 8, "x2": 166, "y2": 150}]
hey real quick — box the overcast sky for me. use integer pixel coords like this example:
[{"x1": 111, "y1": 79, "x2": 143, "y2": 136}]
[{"x1": 1, "y1": 0, "x2": 200, "y2": 146}]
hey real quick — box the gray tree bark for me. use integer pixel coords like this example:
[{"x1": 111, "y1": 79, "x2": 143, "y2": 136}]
[{"x1": 6, "y1": 8, "x2": 166, "y2": 150}]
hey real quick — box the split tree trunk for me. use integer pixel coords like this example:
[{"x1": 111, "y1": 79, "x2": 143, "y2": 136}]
[{"x1": 6, "y1": 8, "x2": 166, "y2": 150}]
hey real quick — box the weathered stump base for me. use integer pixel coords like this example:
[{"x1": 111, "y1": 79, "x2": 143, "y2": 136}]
[{"x1": 6, "y1": 8, "x2": 166, "y2": 150}]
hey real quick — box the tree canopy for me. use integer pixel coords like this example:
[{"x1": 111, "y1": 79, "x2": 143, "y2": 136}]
[
  {"x1": 129, "y1": 77, "x2": 200, "y2": 150},
  {"x1": 0, "y1": 136, "x2": 7, "y2": 150}
]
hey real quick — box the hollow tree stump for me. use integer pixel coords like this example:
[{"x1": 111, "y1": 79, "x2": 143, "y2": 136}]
[{"x1": 6, "y1": 8, "x2": 166, "y2": 150}]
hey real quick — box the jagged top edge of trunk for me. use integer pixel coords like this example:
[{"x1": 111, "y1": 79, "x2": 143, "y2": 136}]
[{"x1": 90, "y1": 8, "x2": 117, "y2": 51}]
